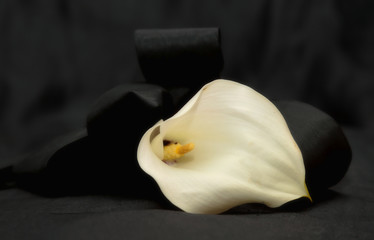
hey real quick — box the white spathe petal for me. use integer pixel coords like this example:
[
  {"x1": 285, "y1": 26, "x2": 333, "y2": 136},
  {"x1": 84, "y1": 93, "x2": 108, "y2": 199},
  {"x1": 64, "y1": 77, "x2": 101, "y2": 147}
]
[{"x1": 137, "y1": 79, "x2": 310, "y2": 214}]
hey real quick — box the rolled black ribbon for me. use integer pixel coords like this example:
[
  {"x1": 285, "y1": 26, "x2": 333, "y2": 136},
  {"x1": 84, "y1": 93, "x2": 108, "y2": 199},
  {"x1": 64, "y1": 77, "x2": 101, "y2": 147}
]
[
  {"x1": 275, "y1": 101, "x2": 352, "y2": 196},
  {"x1": 135, "y1": 28, "x2": 224, "y2": 91}
]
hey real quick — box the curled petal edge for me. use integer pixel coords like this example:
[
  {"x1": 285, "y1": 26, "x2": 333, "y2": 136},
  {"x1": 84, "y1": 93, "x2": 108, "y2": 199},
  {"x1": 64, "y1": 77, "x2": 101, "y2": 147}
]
[{"x1": 137, "y1": 79, "x2": 311, "y2": 214}]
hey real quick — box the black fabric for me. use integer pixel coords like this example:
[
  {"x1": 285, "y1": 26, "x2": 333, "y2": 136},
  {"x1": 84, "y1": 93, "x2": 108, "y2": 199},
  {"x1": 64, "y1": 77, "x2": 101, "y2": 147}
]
[
  {"x1": 10, "y1": 86, "x2": 351, "y2": 201},
  {"x1": 1, "y1": 0, "x2": 374, "y2": 239},
  {"x1": 134, "y1": 28, "x2": 224, "y2": 109},
  {"x1": 274, "y1": 101, "x2": 352, "y2": 195},
  {"x1": 134, "y1": 28, "x2": 223, "y2": 88},
  {"x1": 14, "y1": 83, "x2": 172, "y2": 200},
  {"x1": 8, "y1": 39, "x2": 352, "y2": 199}
]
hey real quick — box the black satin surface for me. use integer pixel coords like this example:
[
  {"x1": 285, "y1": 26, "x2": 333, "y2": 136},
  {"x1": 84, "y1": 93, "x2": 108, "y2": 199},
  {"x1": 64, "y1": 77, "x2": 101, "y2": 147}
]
[{"x1": 1, "y1": 1, "x2": 373, "y2": 239}]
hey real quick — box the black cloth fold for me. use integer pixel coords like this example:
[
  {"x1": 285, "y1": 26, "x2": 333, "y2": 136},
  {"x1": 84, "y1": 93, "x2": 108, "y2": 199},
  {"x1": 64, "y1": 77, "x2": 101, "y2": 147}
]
[
  {"x1": 13, "y1": 83, "x2": 172, "y2": 200},
  {"x1": 4, "y1": 28, "x2": 351, "y2": 206}
]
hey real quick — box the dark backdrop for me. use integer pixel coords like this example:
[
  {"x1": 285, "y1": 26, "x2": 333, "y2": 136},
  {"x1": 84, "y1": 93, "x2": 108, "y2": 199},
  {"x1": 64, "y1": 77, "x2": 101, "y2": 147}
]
[{"x1": 1, "y1": 0, "x2": 373, "y2": 239}]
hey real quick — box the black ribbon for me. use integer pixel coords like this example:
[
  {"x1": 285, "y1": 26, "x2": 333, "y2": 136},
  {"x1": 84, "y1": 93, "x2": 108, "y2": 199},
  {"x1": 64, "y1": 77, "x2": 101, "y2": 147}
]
[
  {"x1": 274, "y1": 101, "x2": 351, "y2": 196},
  {"x1": 134, "y1": 28, "x2": 223, "y2": 88},
  {"x1": 4, "y1": 28, "x2": 351, "y2": 207}
]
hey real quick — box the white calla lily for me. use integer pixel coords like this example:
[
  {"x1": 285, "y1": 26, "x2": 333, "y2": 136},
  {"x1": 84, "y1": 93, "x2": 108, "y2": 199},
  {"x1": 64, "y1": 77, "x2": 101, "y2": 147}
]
[{"x1": 137, "y1": 79, "x2": 311, "y2": 214}]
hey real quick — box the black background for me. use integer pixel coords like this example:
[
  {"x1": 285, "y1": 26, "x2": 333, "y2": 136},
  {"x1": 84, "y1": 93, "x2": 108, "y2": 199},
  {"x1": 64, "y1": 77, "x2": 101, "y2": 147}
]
[{"x1": 1, "y1": 0, "x2": 373, "y2": 239}]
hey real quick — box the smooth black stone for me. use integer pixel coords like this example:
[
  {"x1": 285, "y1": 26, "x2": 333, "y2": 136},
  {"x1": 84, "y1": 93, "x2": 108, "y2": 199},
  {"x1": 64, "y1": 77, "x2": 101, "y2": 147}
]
[{"x1": 275, "y1": 100, "x2": 352, "y2": 196}]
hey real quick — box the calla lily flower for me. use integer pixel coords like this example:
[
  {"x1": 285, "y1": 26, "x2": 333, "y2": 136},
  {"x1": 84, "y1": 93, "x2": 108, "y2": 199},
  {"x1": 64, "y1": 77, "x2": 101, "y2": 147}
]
[{"x1": 137, "y1": 79, "x2": 311, "y2": 214}]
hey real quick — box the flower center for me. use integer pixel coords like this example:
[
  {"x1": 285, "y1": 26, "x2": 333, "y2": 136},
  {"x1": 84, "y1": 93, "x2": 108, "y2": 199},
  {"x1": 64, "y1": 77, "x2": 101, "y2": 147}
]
[{"x1": 163, "y1": 140, "x2": 195, "y2": 162}]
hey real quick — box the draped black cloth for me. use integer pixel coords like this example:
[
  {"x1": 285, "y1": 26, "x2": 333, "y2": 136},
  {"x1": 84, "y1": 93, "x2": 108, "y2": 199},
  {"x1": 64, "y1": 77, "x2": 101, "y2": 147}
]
[{"x1": 1, "y1": 1, "x2": 373, "y2": 239}]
